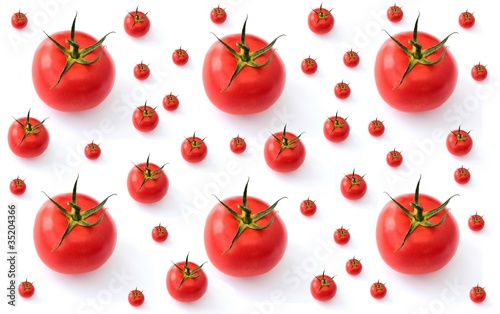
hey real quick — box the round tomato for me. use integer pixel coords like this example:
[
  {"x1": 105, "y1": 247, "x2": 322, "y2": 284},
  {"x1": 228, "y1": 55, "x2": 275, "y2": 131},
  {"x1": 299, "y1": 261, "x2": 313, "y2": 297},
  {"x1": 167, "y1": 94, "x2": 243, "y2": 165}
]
[
  {"x1": 300, "y1": 198, "x2": 317, "y2": 216},
  {"x1": 133, "y1": 61, "x2": 150, "y2": 80},
  {"x1": 468, "y1": 213, "x2": 484, "y2": 232},
  {"x1": 446, "y1": 126, "x2": 473, "y2": 156},
  {"x1": 368, "y1": 118, "x2": 385, "y2": 137},
  {"x1": 230, "y1": 135, "x2": 247, "y2": 154},
  {"x1": 12, "y1": 11, "x2": 28, "y2": 29},
  {"x1": 301, "y1": 56, "x2": 318, "y2": 75},
  {"x1": 374, "y1": 15, "x2": 457, "y2": 112},
  {"x1": 204, "y1": 179, "x2": 287, "y2": 277},
  {"x1": 308, "y1": 4, "x2": 334, "y2": 35},
  {"x1": 454, "y1": 166, "x2": 470, "y2": 184},
  {"x1": 10, "y1": 177, "x2": 27, "y2": 196},
  {"x1": 386, "y1": 149, "x2": 403, "y2": 167},
  {"x1": 84, "y1": 141, "x2": 101, "y2": 160},
  {"x1": 343, "y1": 49, "x2": 360, "y2": 68},
  {"x1": 334, "y1": 81, "x2": 351, "y2": 99},
  {"x1": 340, "y1": 170, "x2": 367, "y2": 200},
  {"x1": 310, "y1": 271, "x2": 337, "y2": 301},
  {"x1": 471, "y1": 63, "x2": 488, "y2": 81},
  {"x1": 33, "y1": 176, "x2": 117, "y2": 274},
  {"x1": 166, "y1": 254, "x2": 208, "y2": 302},
  {"x1": 132, "y1": 103, "x2": 159, "y2": 132},
  {"x1": 172, "y1": 47, "x2": 189, "y2": 66},
  {"x1": 32, "y1": 15, "x2": 115, "y2": 112},
  {"x1": 163, "y1": 93, "x2": 179, "y2": 111},
  {"x1": 8, "y1": 110, "x2": 49, "y2": 158},
  {"x1": 124, "y1": 7, "x2": 150, "y2": 37},
  {"x1": 370, "y1": 281, "x2": 387, "y2": 299},
  {"x1": 346, "y1": 257, "x2": 362, "y2": 276},
  {"x1": 387, "y1": 5, "x2": 403, "y2": 22},
  {"x1": 376, "y1": 176, "x2": 459, "y2": 274},
  {"x1": 127, "y1": 155, "x2": 169, "y2": 204},
  {"x1": 181, "y1": 133, "x2": 208, "y2": 163},
  {"x1": 470, "y1": 285, "x2": 486, "y2": 303},
  {"x1": 202, "y1": 17, "x2": 286, "y2": 115},
  {"x1": 128, "y1": 289, "x2": 145, "y2": 306},
  {"x1": 210, "y1": 6, "x2": 227, "y2": 24},
  {"x1": 323, "y1": 113, "x2": 350, "y2": 143},
  {"x1": 459, "y1": 11, "x2": 475, "y2": 29},
  {"x1": 152, "y1": 224, "x2": 168, "y2": 242},
  {"x1": 18, "y1": 280, "x2": 35, "y2": 298},
  {"x1": 264, "y1": 125, "x2": 306, "y2": 173},
  {"x1": 333, "y1": 226, "x2": 350, "y2": 245}
]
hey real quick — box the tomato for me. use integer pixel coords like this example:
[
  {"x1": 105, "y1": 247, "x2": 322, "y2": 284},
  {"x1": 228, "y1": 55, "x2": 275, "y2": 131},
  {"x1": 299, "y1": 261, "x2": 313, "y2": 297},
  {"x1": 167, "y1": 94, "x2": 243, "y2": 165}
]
[
  {"x1": 345, "y1": 257, "x2": 362, "y2": 276},
  {"x1": 459, "y1": 10, "x2": 475, "y2": 29},
  {"x1": 202, "y1": 17, "x2": 286, "y2": 115},
  {"x1": 333, "y1": 226, "x2": 350, "y2": 245},
  {"x1": 469, "y1": 285, "x2": 486, "y2": 303},
  {"x1": 128, "y1": 288, "x2": 145, "y2": 306},
  {"x1": 124, "y1": 6, "x2": 150, "y2": 37},
  {"x1": 84, "y1": 141, "x2": 101, "y2": 160},
  {"x1": 10, "y1": 177, "x2": 27, "y2": 196},
  {"x1": 454, "y1": 166, "x2": 471, "y2": 184},
  {"x1": 308, "y1": 4, "x2": 334, "y2": 35},
  {"x1": 204, "y1": 179, "x2": 287, "y2": 277},
  {"x1": 387, "y1": 4, "x2": 403, "y2": 22},
  {"x1": 323, "y1": 113, "x2": 350, "y2": 143},
  {"x1": 446, "y1": 126, "x2": 473, "y2": 156},
  {"x1": 132, "y1": 103, "x2": 159, "y2": 132},
  {"x1": 376, "y1": 176, "x2": 459, "y2": 274},
  {"x1": 12, "y1": 11, "x2": 28, "y2": 29},
  {"x1": 181, "y1": 133, "x2": 208, "y2": 163},
  {"x1": 301, "y1": 56, "x2": 318, "y2": 75},
  {"x1": 32, "y1": 15, "x2": 115, "y2": 112},
  {"x1": 343, "y1": 49, "x2": 360, "y2": 68},
  {"x1": 374, "y1": 15, "x2": 457, "y2": 112},
  {"x1": 386, "y1": 149, "x2": 403, "y2": 167},
  {"x1": 163, "y1": 93, "x2": 179, "y2": 111},
  {"x1": 468, "y1": 213, "x2": 485, "y2": 232},
  {"x1": 133, "y1": 61, "x2": 150, "y2": 80},
  {"x1": 264, "y1": 125, "x2": 306, "y2": 173},
  {"x1": 370, "y1": 281, "x2": 387, "y2": 299},
  {"x1": 340, "y1": 170, "x2": 367, "y2": 200},
  {"x1": 152, "y1": 223, "x2": 168, "y2": 242},
  {"x1": 172, "y1": 47, "x2": 189, "y2": 66},
  {"x1": 33, "y1": 176, "x2": 117, "y2": 274},
  {"x1": 127, "y1": 155, "x2": 169, "y2": 204},
  {"x1": 166, "y1": 254, "x2": 208, "y2": 302},
  {"x1": 210, "y1": 6, "x2": 227, "y2": 24},
  {"x1": 230, "y1": 135, "x2": 247, "y2": 154},
  {"x1": 310, "y1": 271, "x2": 337, "y2": 301},
  {"x1": 368, "y1": 118, "x2": 385, "y2": 137},
  {"x1": 8, "y1": 110, "x2": 49, "y2": 158},
  {"x1": 300, "y1": 198, "x2": 317, "y2": 217},
  {"x1": 471, "y1": 63, "x2": 488, "y2": 81},
  {"x1": 334, "y1": 81, "x2": 351, "y2": 99},
  {"x1": 18, "y1": 280, "x2": 35, "y2": 298}
]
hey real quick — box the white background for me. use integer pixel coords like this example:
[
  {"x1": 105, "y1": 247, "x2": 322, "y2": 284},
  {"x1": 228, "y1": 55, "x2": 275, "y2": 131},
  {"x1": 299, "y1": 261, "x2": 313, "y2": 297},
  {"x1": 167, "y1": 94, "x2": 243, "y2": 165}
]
[{"x1": 1, "y1": 0, "x2": 498, "y2": 313}]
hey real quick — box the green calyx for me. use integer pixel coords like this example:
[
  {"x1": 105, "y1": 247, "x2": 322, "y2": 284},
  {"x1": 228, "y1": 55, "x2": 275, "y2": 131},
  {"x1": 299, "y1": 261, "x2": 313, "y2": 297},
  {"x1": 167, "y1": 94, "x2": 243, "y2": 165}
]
[
  {"x1": 211, "y1": 16, "x2": 285, "y2": 92},
  {"x1": 44, "y1": 13, "x2": 114, "y2": 88},
  {"x1": 384, "y1": 13, "x2": 456, "y2": 89},
  {"x1": 14, "y1": 109, "x2": 48, "y2": 145},
  {"x1": 327, "y1": 112, "x2": 348, "y2": 134},
  {"x1": 312, "y1": 4, "x2": 333, "y2": 25},
  {"x1": 137, "y1": 102, "x2": 157, "y2": 121},
  {"x1": 385, "y1": 176, "x2": 458, "y2": 252},
  {"x1": 185, "y1": 132, "x2": 206, "y2": 152},
  {"x1": 345, "y1": 169, "x2": 365, "y2": 191},
  {"x1": 42, "y1": 175, "x2": 116, "y2": 251},
  {"x1": 451, "y1": 125, "x2": 471, "y2": 146},
  {"x1": 213, "y1": 178, "x2": 286, "y2": 254},
  {"x1": 271, "y1": 124, "x2": 304, "y2": 160},
  {"x1": 171, "y1": 253, "x2": 206, "y2": 290},
  {"x1": 315, "y1": 270, "x2": 335, "y2": 291},
  {"x1": 133, "y1": 154, "x2": 167, "y2": 191}
]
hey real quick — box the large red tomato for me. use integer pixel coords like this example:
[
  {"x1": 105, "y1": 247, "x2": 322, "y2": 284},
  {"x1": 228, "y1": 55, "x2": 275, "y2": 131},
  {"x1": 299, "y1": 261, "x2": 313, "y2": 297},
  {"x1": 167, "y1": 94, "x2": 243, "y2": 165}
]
[
  {"x1": 374, "y1": 15, "x2": 457, "y2": 112},
  {"x1": 33, "y1": 176, "x2": 117, "y2": 274},
  {"x1": 32, "y1": 15, "x2": 115, "y2": 112},
  {"x1": 202, "y1": 17, "x2": 286, "y2": 115},
  {"x1": 204, "y1": 179, "x2": 287, "y2": 277},
  {"x1": 376, "y1": 177, "x2": 459, "y2": 274}
]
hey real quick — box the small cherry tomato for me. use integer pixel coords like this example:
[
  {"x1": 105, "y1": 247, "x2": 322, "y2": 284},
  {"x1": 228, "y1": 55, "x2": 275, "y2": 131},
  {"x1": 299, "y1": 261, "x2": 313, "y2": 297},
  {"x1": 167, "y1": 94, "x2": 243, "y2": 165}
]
[
  {"x1": 323, "y1": 113, "x2": 350, "y2": 143},
  {"x1": 469, "y1": 285, "x2": 486, "y2": 303},
  {"x1": 310, "y1": 271, "x2": 337, "y2": 301},
  {"x1": 152, "y1": 224, "x2": 169, "y2": 242},
  {"x1": 343, "y1": 49, "x2": 360, "y2": 68},
  {"x1": 172, "y1": 47, "x2": 189, "y2": 66},
  {"x1": 124, "y1": 6, "x2": 150, "y2": 37},
  {"x1": 132, "y1": 102, "x2": 159, "y2": 132},
  {"x1": 333, "y1": 226, "x2": 350, "y2": 245},
  {"x1": 166, "y1": 254, "x2": 208, "y2": 302},
  {"x1": 163, "y1": 93, "x2": 180, "y2": 111},
  {"x1": 370, "y1": 281, "x2": 387, "y2": 299},
  {"x1": 454, "y1": 166, "x2": 471, "y2": 184},
  {"x1": 210, "y1": 6, "x2": 227, "y2": 24},
  {"x1": 301, "y1": 56, "x2": 318, "y2": 75},
  {"x1": 264, "y1": 125, "x2": 306, "y2": 173},
  {"x1": 386, "y1": 149, "x2": 403, "y2": 167},
  {"x1": 133, "y1": 61, "x2": 150, "y2": 80},
  {"x1": 459, "y1": 10, "x2": 475, "y2": 29},
  {"x1": 446, "y1": 126, "x2": 473, "y2": 156},
  {"x1": 468, "y1": 213, "x2": 485, "y2": 232},
  {"x1": 300, "y1": 198, "x2": 317, "y2": 216},
  {"x1": 10, "y1": 177, "x2": 27, "y2": 195},
  {"x1": 308, "y1": 4, "x2": 334, "y2": 35},
  {"x1": 18, "y1": 280, "x2": 35, "y2": 298},
  {"x1": 471, "y1": 63, "x2": 488, "y2": 81},
  {"x1": 368, "y1": 118, "x2": 385, "y2": 137},
  {"x1": 84, "y1": 141, "x2": 101, "y2": 160},
  {"x1": 8, "y1": 109, "x2": 50, "y2": 158},
  {"x1": 230, "y1": 135, "x2": 246, "y2": 154},
  {"x1": 12, "y1": 11, "x2": 28, "y2": 29},
  {"x1": 128, "y1": 288, "x2": 145, "y2": 306},
  {"x1": 334, "y1": 81, "x2": 351, "y2": 99},
  {"x1": 387, "y1": 4, "x2": 403, "y2": 22},
  {"x1": 181, "y1": 133, "x2": 208, "y2": 163},
  {"x1": 345, "y1": 257, "x2": 362, "y2": 276},
  {"x1": 340, "y1": 170, "x2": 367, "y2": 200}
]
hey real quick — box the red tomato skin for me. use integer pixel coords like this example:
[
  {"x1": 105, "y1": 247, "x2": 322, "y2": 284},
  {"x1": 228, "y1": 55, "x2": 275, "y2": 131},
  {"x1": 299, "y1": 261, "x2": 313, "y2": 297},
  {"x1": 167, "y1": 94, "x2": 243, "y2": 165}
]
[
  {"x1": 181, "y1": 137, "x2": 208, "y2": 163},
  {"x1": 308, "y1": 8, "x2": 335, "y2": 35},
  {"x1": 132, "y1": 106, "x2": 159, "y2": 132},
  {"x1": 33, "y1": 193, "x2": 117, "y2": 274},
  {"x1": 12, "y1": 12, "x2": 28, "y2": 29},
  {"x1": 323, "y1": 116, "x2": 350, "y2": 142},
  {"x1": 32, "y1": 31, "x2": 115, "y2": 112},
  {"x1": 204, "y1": 196, "x2": 287, "y2": 277},
  {"x1": 124, "y1": 11, "x2": 150, "y2": 37},
  {"x1": 127, "y1": 162, "x2": 169, "y2": 203},
  {"x1": 10, "y1": 178, "x2": 27, "y2": 195},
  {"x1": 8, "y1": 117, "x2": 50, "y2": 158},
  {"x1": 264, "y1": 131, "x2": 306, "y2": 173},
  {"x1": 340, "y1": 174, "x2": 367, "y2": 200},
  {"x1": 310, "y1": 275, "x2": 337, "y2": 301},
  {"x1": 375, "y1": 31, "x2": 457, "y2": 112},
  {"x1": 210, "y1": 7, "x2": 227, "y2": 24},
  {"x1": 166, "y1": 261, "x2": 208, "y2": 302},
  {"x1": 446, "y1": 129, "x2": 473, "y2": 156},
  {"x1": 202, "y1": 34, "x2": 286, "y2": 115},
  {"x1": 376, "y1": 193, "x2": 459, "y2": 274}
]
